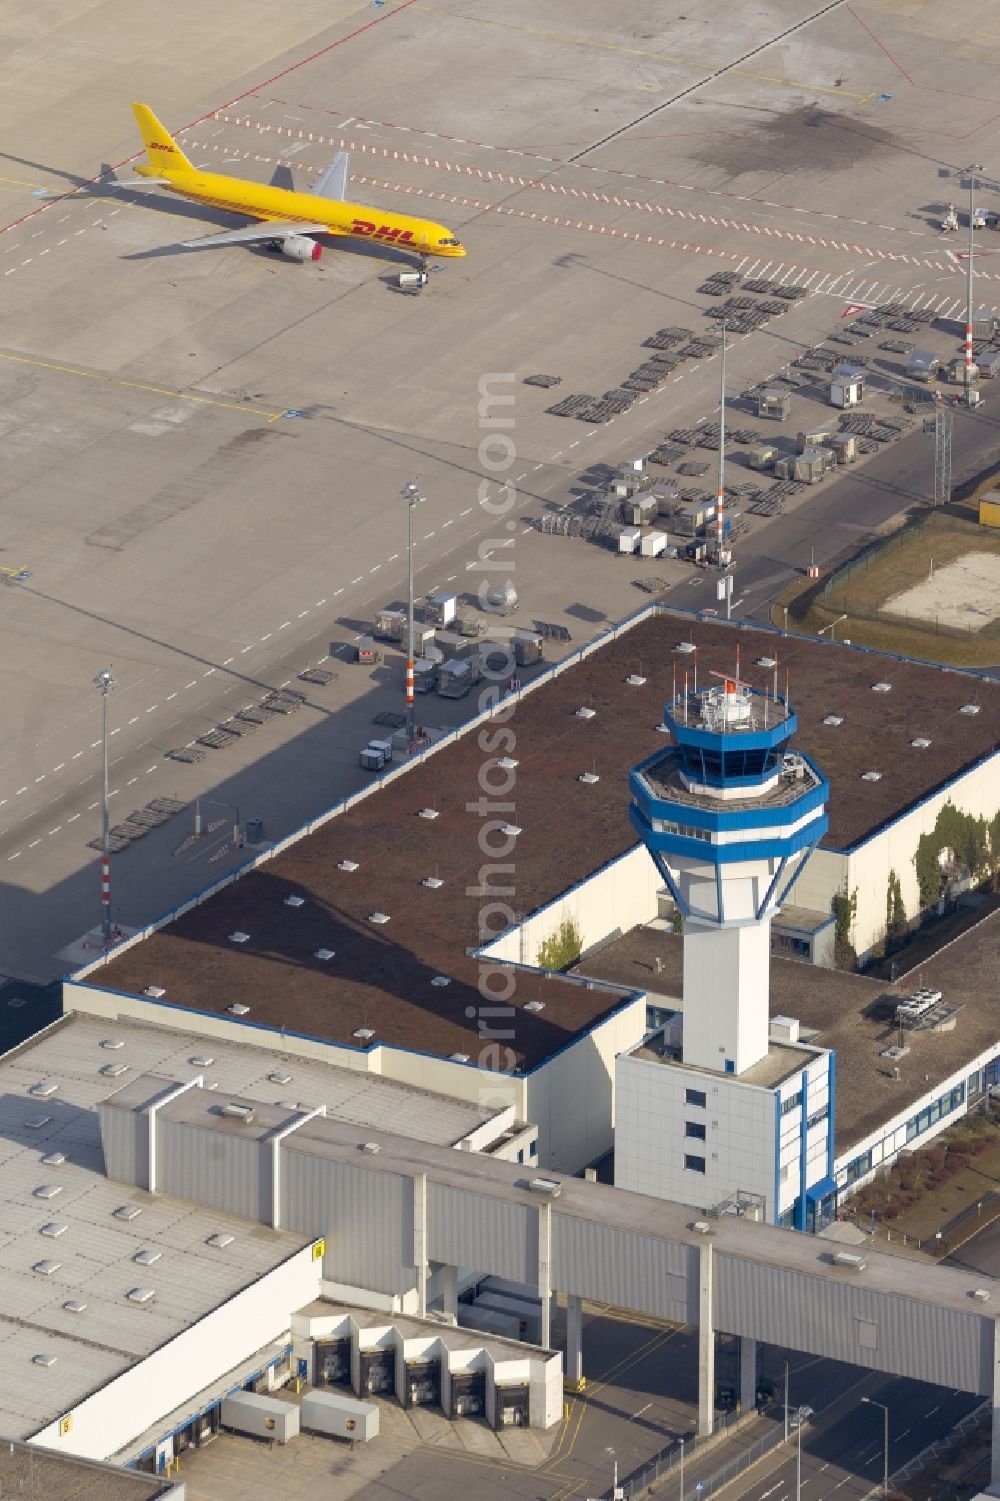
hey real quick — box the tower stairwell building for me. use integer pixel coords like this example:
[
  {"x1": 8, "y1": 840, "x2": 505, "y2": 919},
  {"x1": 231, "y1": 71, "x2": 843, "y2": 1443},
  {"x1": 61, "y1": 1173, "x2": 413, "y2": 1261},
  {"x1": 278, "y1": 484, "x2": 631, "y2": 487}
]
[{"x1": 619, "y1": 668, "x2": 838, "y2": 1230}]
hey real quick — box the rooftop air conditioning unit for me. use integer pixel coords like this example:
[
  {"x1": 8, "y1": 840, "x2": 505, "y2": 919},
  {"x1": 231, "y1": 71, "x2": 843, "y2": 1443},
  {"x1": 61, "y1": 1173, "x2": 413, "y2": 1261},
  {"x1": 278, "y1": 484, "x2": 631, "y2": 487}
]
[
  {"x1": 228, "y1": 1003, "x2": 250, "y2": 1016},
  {"x1": 972, "y1": 1288, "x2": 991, "y2": 1302},
  {"x1": 831, "y1": 1251, "x2": 867, "y2": 1271},
  {"x1": 861, "y1": 771, "x2": 882, "y2": 782},
  {"x1": 221, "y1": 1103, "x2": 255, "y2": 1124},
  {"x1": 314, "y1": 949, "x2": 335, "y2": 961},
  {"x1": 422, "y1": 876, "x2": 444, "y2": 889},
  {"x1": 418, "y1": 808, "x2": 440, "y2": 819},
  {"x1": 144, "y1": 986, "x2": 166, "y2": 999},
  {"x1": 626, "y1": 674, "x2": 647, "y2": 686},
  {"x1": 228, "y1": 932, "x2": 250, "y2": 944},
  {"x1": 284, "y1": 895, "x2": 305, "y2": 907},
  {"x1": 528, "y1": 1177, "x2": 562, "y2": 1197},
  {"x1": 578, "y1": 772, "x2": 600, "y2": 785},
  {"x1": 871, "y1": 682, "x2": 892, "y2": 694},
  {"x1": 822, "y1": 715, "x2": 843, "y2": 727},
  {"x1": 337, "y1": 859, "x2": 359, "y2": 872},
  {"x1": 498, "y1": 757, "x2": 519, "y2": 769},
  {"x1": 360, "y1": 1142, "x2": 380, "y2": 1155},
  {"x1": 575, "y1": 707, "x2": 597, "y2": 720},
  {"x1": 353, "y1": 1028, "x2": 375, "y2": 1042},
  {"x1": 960, "y1": 704, "x2": 981, "y2": 715},
  {"x1": 757, "y1": 657, "x2": 777, "y2": 669},
  {"x1": 691, "y1": 1221, "x2": 712, "y2": 1235},
  {"x1": 675, "y1": 642, "x2": 696, "y2": 654},
  {"x1": 368, "y1": 912, "x2": 390, "y2": 925},
  {"x1": 431, "y1": 975, "x2": 451, "y2": 987},
  {"x1": 911, "y1": 738, "x2": 932, "y2": 749},
  {"x1": 524, "y1": 1000, "x2": 545, "y2": 1013}
]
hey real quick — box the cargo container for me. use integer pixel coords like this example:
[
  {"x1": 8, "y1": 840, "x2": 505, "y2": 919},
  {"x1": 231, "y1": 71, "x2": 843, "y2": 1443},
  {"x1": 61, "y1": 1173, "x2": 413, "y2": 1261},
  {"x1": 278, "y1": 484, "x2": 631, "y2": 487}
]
[
  {"x1": 640, "y1": 530, "x2": 668, "y2": 558},
  {"x1": 368, "y1": 738, "x2": 394, "y2": 765},
  {"x1": 300, "y1": 1390, "x2": 379, "y2": 1443},
  {"x1": 747, "y1": 444, "x2": 778, "y2": 471},
  {"x1": 796, "y1": 427, "x2": 834, "y2": 453},
  {"x1": 756, "y1": 388, "x2": 791, "y2": 421},
  {"x1": 438, "y1": 659, "x2": 478, "y2": 698},
  {"x1": 220, "y1": 1391, "x2": 300, "y2": 1443},
  {"x1": 511, "y1": 631, "x2": 543, "y2": 667},
  {"x1": 626, "y1": 495, "x2": 658, "y2": 526},
  {"x1": 359, "y1": 746, "x2": 384, "y2": 772},
  {"x1": 907, "y1": 349, "x2": 939, "y2": 382},
  {"x1": 425, "y1": 591, "x2": 457, "y2": 628},
  {"x1": 413, "y1": 657, "x2": 438, "y2": 692},
  {"x1": 829, "y1": 365, "x2": 864, "y2": 409},
  {"x1": 374, "y1": 609, "x2": 406, "y2": 642},
  {"x1": 617, "y1": 526, "x2": 641, "y2": 555},
  {"x1": 455, "y1": 609, "x2": 482, "y2": 638},
  {"x1": 355, "y1": 635, "x2": 379, "y2": 665}
]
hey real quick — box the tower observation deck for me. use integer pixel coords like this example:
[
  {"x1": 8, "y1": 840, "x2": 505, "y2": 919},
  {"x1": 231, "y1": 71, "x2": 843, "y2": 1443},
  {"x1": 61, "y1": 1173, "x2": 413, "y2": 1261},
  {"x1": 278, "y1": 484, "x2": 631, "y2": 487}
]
[{"x1": 630, "y1": 671, "x2": 828, "y2": 1076}]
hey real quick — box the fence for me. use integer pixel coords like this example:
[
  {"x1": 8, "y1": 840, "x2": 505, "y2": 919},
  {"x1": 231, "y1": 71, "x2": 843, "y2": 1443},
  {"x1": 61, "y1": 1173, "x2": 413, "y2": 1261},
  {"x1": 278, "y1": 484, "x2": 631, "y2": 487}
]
[{"x1": 598, "y1": 1411, "x2": 785, "y2": 1501}]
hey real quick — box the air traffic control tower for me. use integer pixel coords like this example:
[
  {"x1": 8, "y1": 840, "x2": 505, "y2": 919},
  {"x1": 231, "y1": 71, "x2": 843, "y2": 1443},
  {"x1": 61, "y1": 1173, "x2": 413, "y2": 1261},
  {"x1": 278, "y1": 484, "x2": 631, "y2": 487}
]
[{"x1": 620, "y1": 666, "x2": 838, "y2": 1230}]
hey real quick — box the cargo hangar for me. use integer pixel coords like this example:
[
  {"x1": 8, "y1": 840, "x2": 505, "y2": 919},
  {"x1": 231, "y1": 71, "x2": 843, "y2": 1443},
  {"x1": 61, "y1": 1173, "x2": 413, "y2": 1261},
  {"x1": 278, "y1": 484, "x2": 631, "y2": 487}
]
[{"x1": 19, "y1": 603, "x2": 1000, "y2": 1472}]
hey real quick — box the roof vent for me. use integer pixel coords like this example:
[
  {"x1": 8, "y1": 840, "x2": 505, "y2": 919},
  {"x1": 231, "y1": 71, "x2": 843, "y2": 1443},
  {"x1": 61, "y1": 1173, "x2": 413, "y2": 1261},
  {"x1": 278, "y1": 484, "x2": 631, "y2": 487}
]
[
  {"x1": 29, "y1": 1082, "x2": 58, "y2": 1098},
  {"x1": 227, "y1": 1003, "x2": 250, "y2": 1016},
  {"x1": 268, "y1": 1072, "x2": 292, "y2": 1086},
  {"x1": 228, "y1": 932, "x2": 251, "y2": 944},
  {"x1": 353, "y1": 1028, "x2": 376, "y2": 1042},
  {"x1": 114, "y1": 1205, "x2": 141, "y2": 1222},
  {"x1": 422, "y1": 876, "x2": 444, "y2": 889},
  {"x1": 578, "y1": 772, "x2": 600, "y2": 785},
  {"x1": 207, "y1": 1233, "x2": 235, "y2": 1249},
  {"x1": 626, "y1": 674, "x2": 647, "y2": 687},
  {"x1": 190, "y1": 1055, "x2": 214, "y2": 1067},
  {"x1": 41, "y1": 1152, "x2": 65, "y2": 1167},
  {"x1": 418, "y1": 808, "x2": 440, "y2": 820},
  {"x1": 32, "y1": 1260, "x2": 61, "y2": 1276},
  {"x1": 972, "y1": 1288, "x2": 991, "y2": 1302},
  {"x1": 101, "y1": 1039, "x2": 125, "y2": 1051},
  {"x1": 861, "y1": 770, "x2": 882, "y2": 781},
  {"x1": 284, "y1": 895, "x2": 305, "y2": 908},
  {"x1": 32, "y1": 1354, "x2": 57, "y2": 1368},
  {"x1": 872, "y1": 682, "x2": 892, "y2": 694},
  {"x1": 144, "y1": 987, "x2": 166, "y2": 999},
  {"x1": 337, "y1": 859, "x2": 360, "y2": 872},
  {"x1": 960, "y1": 703, "x2": 981, "y2": 715},
  {"x1": 528, "y1": 1177, "x2": 562, "y2": 1197},
  {"x1": 25, "y1": 1116, "x2": 52, "y2": 1130},
  {"x1": 134, "y1": 1249, "x2": 161, "y2": 1266},
  {"x1": 525, "y1": 1000, "x2": 545, "y2": 1013},
  {"x1": 100, "y1": 1062, "x2": 129, "y2": 1078},
  {"x1": 691, "y1": 1220, "x2": 712, "y2": 1235},
  {"x1": 756, "y1": 657, "x2": 777, "y2": 669},
  {"x1": 500, "y1": 823, "x2": 522, "y2": 837},
  {"x1": 368, "y1": 912, "x2": 390, "y2": 925},
  {"x1": 277, "y1": 1100, "x2": 298, "y2": 1110},
  {"x1": 314, "y1": 948, "x2": 335, "y2": 961},
  {"x1": 498, "y1": 757, "x2": 519, "y2": 770},
  {"x1": 127, "y1": 1287, "x2": 156, "y2": 1304},
  {"x1": 575, "y1": 707, "x2": 597, "y2": 719},
  {"x1": 221, "y1": 1103, "x2": 255, "y2": 1123},
  {"x1": 449, "y1": 1053, "x2": 471, "y2": 1063},
  {"x1": 63, "y1": 1300, "x2": 86, "y2": 1314},
  {"x1": 34, "y1": 1185, "x2": 62, "y2": 1200},
  {"x1": 911, "y1": 737, "x2": 932, "y2": 749},
  {"x1": 431, "y1": 976, "x2": 451, "y2": 987},
  {"x1": 360, "y1": 1142, "x2": 381, "y2": 1154},
  {"x1": 832, "y1": 1251, "x2": 867, "y2": 1271},
  {"x1": 675, "y1": 642, "x2": 697, "y2": 654},
  {"x1": 822, "y1": 715, "x2": 843, "y2": 727},
  {"x1": 6, "y1": 997, "x2": 25, "y2": 1009},
  {"x1": 39, "y1": 1223, "x2": 68, "y2": 1239}
]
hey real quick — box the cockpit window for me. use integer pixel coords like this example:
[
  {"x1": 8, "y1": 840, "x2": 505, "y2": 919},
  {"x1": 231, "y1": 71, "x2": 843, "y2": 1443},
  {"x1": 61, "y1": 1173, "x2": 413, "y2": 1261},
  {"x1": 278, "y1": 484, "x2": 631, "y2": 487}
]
[{"x1": 438, "y1": 237, "x2": 460, "y2": 246}]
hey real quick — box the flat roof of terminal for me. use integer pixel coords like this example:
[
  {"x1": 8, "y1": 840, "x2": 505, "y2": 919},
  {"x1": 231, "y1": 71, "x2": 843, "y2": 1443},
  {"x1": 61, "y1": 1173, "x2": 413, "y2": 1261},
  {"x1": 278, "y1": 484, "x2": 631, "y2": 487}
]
[
  {"x1": 0, "y1": 1442, "x2": 176, "y2": 1501},
  {"x1": 0, "y1": 1014, "x2": 311, "y2": 1442},
  {"x1": 575, "y1": 910, "x2": 1000, "y2": 1154},
  {"x1": 89, "y1": 611, "x2": 1000, "y2": 1068}
]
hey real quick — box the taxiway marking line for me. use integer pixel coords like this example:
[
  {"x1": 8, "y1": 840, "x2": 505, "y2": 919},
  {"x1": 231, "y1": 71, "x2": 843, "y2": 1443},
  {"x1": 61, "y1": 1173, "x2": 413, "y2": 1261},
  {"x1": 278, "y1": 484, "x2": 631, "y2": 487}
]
[{"x1": 0, "y1": 350, "x2": 284, "y2": 419}]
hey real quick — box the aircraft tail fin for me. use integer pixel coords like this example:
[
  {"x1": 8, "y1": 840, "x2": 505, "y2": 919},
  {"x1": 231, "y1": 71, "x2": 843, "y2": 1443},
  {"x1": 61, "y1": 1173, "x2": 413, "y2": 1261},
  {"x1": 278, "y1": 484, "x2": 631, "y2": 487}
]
[
  {"x1": 131, "y1": 103, "x2": 194, "y2": 174},
  {"x1": 310, "y1": 150, "x2": 349, "y2": 201}
]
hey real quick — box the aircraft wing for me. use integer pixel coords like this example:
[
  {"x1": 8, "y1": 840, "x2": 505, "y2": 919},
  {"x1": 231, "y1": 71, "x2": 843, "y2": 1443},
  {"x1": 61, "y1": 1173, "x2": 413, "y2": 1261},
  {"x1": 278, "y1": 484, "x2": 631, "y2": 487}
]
[
  {"x1": 180, "y1": 220, "x2": 328, "y2": 249},
  {"x1": 310, "y1": 150, "x2": 349, "y2": 201}
]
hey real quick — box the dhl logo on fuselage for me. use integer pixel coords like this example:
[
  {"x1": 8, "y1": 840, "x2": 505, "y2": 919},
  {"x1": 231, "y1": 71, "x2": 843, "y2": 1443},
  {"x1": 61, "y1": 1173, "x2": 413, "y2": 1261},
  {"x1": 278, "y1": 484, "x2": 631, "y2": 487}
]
[{"x1": 351, "y1": 218, "x2": 415, "y2": 244}]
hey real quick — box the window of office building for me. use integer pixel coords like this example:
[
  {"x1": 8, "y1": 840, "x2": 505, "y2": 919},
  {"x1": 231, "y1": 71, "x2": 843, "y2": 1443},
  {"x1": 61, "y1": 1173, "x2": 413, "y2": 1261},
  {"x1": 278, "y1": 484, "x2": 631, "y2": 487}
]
[
  {"x1": 684, "y1": 1154, "x2": 706, "y2": 1174},
  {"x1": 685, "y1": 1121, "x2": 706, "y2": 1142},
  {"x1": 685, "y1": 1088, "x2": 707, "y2": 1109}
]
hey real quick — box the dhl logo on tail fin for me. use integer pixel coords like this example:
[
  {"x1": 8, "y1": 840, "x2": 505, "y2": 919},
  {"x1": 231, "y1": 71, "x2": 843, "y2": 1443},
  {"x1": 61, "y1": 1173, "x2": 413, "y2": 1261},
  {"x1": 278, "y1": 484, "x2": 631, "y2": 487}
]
[{"x1": 131, "y1": 103, "x2": 194, "y2": 174}]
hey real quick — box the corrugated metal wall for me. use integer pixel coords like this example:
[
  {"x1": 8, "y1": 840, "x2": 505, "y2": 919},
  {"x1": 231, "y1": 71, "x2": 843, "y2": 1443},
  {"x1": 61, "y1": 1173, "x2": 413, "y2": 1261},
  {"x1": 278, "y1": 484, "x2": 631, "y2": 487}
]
[
  {"x1": 553, "y1": 1215, "x2": 695, "y2": 1324},
  {"x1": 155, "y1": 1118, "x2": 266, "y2": 1222},
  {"x1": 97, "y1": 1100, "x2": 142, "y2": 1187},
  {"x1": 428, "y1": 1183, "x2": 534, "y2": 1286},
  {"x1": 715, "y1": 1254, "x2": 993, "y2": 1395},
  {"x1": 282, "y1": 1148, "x2": 410, "y2": 1295}
]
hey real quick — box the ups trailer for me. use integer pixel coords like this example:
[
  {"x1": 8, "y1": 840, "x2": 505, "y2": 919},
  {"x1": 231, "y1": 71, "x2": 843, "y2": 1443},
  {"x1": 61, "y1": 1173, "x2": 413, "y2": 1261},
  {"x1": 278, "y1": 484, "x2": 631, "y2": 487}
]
[
  {"x1": 220, "y1": 1391, "x2": 300, "y2": 1443},
  {"x1": 300, "y1": 1390, "x2": 379, "y2": 1443}
]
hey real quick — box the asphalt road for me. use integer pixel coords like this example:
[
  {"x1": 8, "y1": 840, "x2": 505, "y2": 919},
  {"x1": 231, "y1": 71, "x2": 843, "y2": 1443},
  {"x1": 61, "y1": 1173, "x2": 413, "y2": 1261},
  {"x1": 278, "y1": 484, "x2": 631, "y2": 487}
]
[{"x1": 733, "y1": 1375, "x2": 979, "y2": 1501}]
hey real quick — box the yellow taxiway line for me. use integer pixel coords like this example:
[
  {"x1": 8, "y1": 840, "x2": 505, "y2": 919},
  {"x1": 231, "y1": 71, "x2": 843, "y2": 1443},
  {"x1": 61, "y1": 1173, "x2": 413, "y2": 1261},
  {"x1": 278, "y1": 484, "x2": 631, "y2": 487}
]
[{"x1": 0, "y1": 349, "x2": 285, "y2": 421}]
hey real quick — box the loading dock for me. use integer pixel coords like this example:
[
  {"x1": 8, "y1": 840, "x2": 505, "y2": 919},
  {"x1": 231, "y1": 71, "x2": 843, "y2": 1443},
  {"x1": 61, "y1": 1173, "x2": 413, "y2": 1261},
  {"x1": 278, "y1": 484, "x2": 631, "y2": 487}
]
[
  {"x1": 495, "y1": 1383, "x2": 530, "y2": 1428},
  {"x1": 403, "y1": 1357, "x2": 441, "y2": 1408},
  {"x1": 315, "y1": 1336, "x2": 352, "y2": 1388},
  {"x1": 449, "y1": 1368, "x2": 486, "y2": 1418},
  {"x1": 359, "y1": 1347, "x2": 395, "y2": 1398}
]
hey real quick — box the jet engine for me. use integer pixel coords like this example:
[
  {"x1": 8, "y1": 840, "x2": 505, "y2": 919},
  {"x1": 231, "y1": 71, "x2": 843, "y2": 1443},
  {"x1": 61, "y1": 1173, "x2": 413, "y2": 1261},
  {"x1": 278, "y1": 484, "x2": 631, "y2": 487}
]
[{"x1": 279, "y1": 235, "x2": 322, "y2": 262}]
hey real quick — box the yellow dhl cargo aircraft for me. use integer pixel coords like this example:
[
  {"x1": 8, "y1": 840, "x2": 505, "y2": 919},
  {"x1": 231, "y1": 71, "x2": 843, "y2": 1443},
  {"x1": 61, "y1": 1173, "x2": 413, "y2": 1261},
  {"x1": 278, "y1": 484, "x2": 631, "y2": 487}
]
[{"x1": 129, "y1": 102, "x2": 466, "y2": 264}]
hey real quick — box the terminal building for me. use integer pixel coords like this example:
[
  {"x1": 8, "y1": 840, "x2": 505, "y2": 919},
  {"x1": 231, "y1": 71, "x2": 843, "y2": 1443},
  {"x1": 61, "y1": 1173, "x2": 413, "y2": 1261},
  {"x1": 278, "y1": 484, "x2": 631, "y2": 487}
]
[{"x1": 30, "y1": 604, "x2": 1000, "y2": 1470}]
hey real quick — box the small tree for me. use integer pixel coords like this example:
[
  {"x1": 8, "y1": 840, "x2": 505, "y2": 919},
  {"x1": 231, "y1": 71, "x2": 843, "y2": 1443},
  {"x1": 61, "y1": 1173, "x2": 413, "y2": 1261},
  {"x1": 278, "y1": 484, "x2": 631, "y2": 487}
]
[
  {"x1": 831, "y1": 886, "x2": 858, "y2": 969},
  {"x1": 885, "y1": 869, "x2": 906, "y2": 949},
  {"x1": 536, "y1": 917, "x2": 583, "y2": 972}
]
